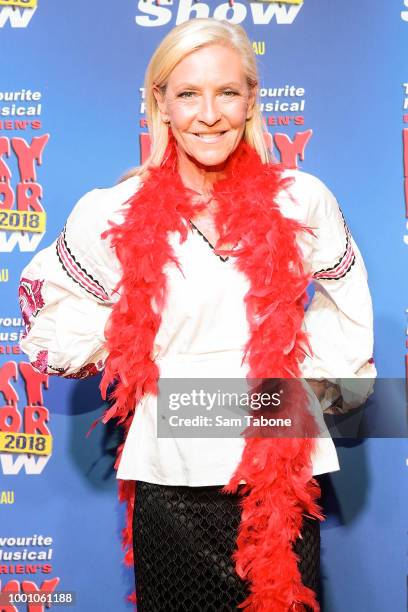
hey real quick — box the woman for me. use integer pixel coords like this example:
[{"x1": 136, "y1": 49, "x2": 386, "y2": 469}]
[{"x1": 18, "y1": 18, "x2": 375, "y2": 611}]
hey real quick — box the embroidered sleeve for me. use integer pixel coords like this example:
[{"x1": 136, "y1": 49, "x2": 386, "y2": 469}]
[
  {"x1": 18, "y1": 188, "x2": 121, "y2": 379},
  {"x1": 312, "y1": 207, "x2": 355, "y2": 281},
  {"x1": 299, "y1": 176, "x2": 376, "y2": 412}
]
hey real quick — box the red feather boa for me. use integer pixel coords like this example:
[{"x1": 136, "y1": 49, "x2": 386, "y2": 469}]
[{"x1": 97, "y1": 135, "x2": 324, "y2": 611}]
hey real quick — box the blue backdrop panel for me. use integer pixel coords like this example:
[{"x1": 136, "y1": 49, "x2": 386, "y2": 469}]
[{"x1": 0, "y1": 2, "x2": 406, "y2": 611}]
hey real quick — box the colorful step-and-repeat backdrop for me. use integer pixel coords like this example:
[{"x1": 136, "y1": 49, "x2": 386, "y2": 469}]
[{"x1": 0, "y1": 2, "x2": 407, "y2": 611}]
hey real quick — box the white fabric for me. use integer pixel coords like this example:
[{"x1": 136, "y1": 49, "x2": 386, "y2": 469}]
[{"x1": 19, "y1": 169, "x2": 376, "y2": 485}]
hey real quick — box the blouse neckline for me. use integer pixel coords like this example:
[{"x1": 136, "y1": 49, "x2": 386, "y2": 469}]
[{"x1": 189, "y1": 220, "x2": 230, "y2": 262}]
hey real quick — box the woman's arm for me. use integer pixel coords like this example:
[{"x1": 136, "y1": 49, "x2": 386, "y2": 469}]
[
  {"x1": 295, "y1": 173, "x2": 376, "y2": 412},
  {"x1": 279, "y1": 170, "x2": 376, "y2": 412},
  {"x1": 18, "y1": 181, "x2": 137, "y2": 378}
]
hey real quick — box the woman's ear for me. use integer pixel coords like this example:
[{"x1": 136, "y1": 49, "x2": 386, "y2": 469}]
[{"x1": 153, "y1": 85, "x2": 170, "y2": 124}]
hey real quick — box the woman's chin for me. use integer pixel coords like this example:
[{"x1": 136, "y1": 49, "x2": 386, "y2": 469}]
[{"x1": 188, "y1": 150, "x2": 233, "y2": 169}]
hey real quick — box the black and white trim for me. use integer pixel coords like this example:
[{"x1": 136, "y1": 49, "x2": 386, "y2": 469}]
[
  {"x1": 313, "y1": 210, "x2": 355, "y2": 281},
  {"x1": 56, "y1": 227, "x2": 110, "y2": 301}
]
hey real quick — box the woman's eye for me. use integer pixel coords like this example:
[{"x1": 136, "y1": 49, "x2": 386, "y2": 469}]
[
  {"x1": 222, "y1": 90, "x2": 239, "y2": 97},
  {"x1": 177, "y1": 91, "x2": 196, "y2": 98}
]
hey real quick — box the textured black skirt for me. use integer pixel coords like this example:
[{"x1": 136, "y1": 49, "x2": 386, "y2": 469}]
[{"x1": 132, "y1": 480, "x2": 320, "y2": 612}]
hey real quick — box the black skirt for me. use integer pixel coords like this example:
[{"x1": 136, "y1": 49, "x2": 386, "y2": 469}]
[{"x1": 132, "y1": 480, "x2": 320, "y2": 612}]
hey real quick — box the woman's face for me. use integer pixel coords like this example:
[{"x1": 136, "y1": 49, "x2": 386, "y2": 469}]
[{"x1": 154, "y1": 44, "x2": 256, "y2": 169}]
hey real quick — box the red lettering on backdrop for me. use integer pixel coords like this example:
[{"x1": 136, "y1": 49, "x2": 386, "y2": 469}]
[
  {"x1": 139, "y1": 130, "x2": 312, "y2": 168},
  {"x1": 273, "y1": 129, "x2": 313, "y2": 169},
  {"x1": 0, "y1": 138, "x2": 14, "y2": 209},
  {"x1": 0, "y1": 405, "x2": 22, "y2": 433},
  {"x1": 23, "y1": 406, "x2": 50, "y2": 436},
  {"x1": 0, "y1": 579, "x2": 19, "y2": 612},
  {"x1": 22, "y1": 577, "x2": 60, "y2": 612},
  {"x1": 0, "y1": 135, "x2": 49, "y2": 212},
  {"x1": 11, "y1": 136, "x2": 49, "y2": 183},
  {"x1": 0, "y1": 362, "x2": 50, "y2": 435},
  {"x1": 0, "y1": 362, "x2": 18, "y2": 405},
  {"x1": 16, "y1": 183, "x2": 43, "y2": 213},
  {"x1": 19, "y1": 363, "x2": 48, "y2": 406},
  {"x1": 0, "y1": 578, "x2": 59, "y2": 612},
  {"x1": 0, "y1": 346, "x2": 21, "y2": 356},
  {"x1": 403, "y1": 129, "x2": 408, "y2": 217},
  {"x1": 0, "y1": 182, "x2": 14, "y2": 209},
  {"x1": 0, "y1": 138, "x2": 11, "y2": 181},
  {"x1": 140, "y1": 133, "x2": 151, "y2": 164}
]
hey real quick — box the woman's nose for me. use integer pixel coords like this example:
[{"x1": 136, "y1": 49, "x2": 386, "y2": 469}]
[{"x1": 196, "y1": 95, "x2": 222, "y2": 125}]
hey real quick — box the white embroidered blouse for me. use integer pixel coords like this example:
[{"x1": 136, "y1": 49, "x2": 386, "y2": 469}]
[{"x1": 18, "y1": 169, "x2": 376, "y2": 485}]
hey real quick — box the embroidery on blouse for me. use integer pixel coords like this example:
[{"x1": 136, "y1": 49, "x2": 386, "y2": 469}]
[
  {"x1": 42, "y1": 359, "x2": 104, "y2": 379},
  {"x1": 31, "y1": 349, "x2": 49, "y2": 374},
  {"x1": 312, "y1": 209, "x2": 355, "y2": 281},
  {"x1": 47, "y1": 359, "x2": 104, "y2": 379},
  {"x1": 56, "y1": 227, "x2": 110, "y2": 302},
  {"x1": 64, "y1": 360, "x2": 104, "y2": 379},
  {"x1": 19, "y1": 277, "x2": 46, "y2": 335}
]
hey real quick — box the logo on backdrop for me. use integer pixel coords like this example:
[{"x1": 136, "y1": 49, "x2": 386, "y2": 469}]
[
  {"x1": 0, "y1": 0, "x2": 37, "y2": 28},
  {"x1": 0, "y1": 269, "x2": 8, "y2": 283},
  {"x1": 0, "y1": 89, "x2": 42, "y2": 127},
  {"x1": 0, "y1": 113, "x2": 49, "y2": 252},
  {"x1": 134, "y1": 0, "x2": 304, "y2": 27},
  {"x1": 0, "y1": 91, "x2": 41, "y2": 264},
  {"x1": 0, "y1": 360, "x2": 52, "y2": 476},
  {"x1": 0, "y1": 316, "x2": 24, "y2": 357},
  {"x1": 0, "y1": 533, "x2": 53, "y2": 568},
  {"x1": 0, "y1": 533, "x2": 61, "y2": 612}
]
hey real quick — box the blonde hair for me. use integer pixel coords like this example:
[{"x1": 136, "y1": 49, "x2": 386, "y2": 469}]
[{"x1": 123, "y1": 18, "x2": 271, "y2": 180}]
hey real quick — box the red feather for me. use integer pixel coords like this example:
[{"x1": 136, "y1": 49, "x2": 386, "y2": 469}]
[{"x1": 98, "y1": 134, "x2": 324, "y2": 610}]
